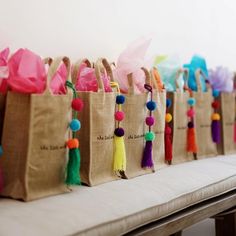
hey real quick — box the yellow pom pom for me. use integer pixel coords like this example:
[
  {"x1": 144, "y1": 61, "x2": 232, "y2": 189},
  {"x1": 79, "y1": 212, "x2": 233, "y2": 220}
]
[
  {"x1": 211, "y1": 113, "x2": 220, "y2": 121},
  {"x1": 165, "y1": 113, "x2": 172, "y2": 123}
]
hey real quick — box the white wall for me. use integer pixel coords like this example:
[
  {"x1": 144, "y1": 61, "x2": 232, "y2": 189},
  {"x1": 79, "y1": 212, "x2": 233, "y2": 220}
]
[{"x1": 0, "y1": 0, "x2": 235, "y2": 69}]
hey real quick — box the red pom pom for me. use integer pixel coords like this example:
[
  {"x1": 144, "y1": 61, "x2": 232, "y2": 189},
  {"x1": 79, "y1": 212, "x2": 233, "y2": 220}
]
[
  {"x1": 115, "y1": 111, "x2": 125, "y2": 121},
  {"x1": 72, "y1": 98, "x2": 84, "y2": 112},
  {"x1": 187, "y1": 108, "x2": 195, "y2": 118},
  {"x1": 211, "y1": 100, "x2": 220, "y2": 109},
  {"x1": 67, "y1": 139, "x2": 79, "y2": 149}
]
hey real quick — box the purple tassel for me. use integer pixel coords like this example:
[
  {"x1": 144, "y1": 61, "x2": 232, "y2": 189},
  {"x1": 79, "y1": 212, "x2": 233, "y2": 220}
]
[
  {"x1": 211, "y1": 120, "x2": 221, "y2": 143},
  {"x1": 141, "y1": 141, "x2": 153, "y2": 168}
]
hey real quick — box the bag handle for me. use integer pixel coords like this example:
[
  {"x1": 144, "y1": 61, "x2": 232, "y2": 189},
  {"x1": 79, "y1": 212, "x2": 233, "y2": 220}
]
[
  {"x1": 175, "y1": 68, "x2": 189, "y2": 92},
  {"x1": 127, "y1": 67, "x2": 151, "y2": 95},
  {"x1": 195, "y1": 69, "x2": 210, "y2": 92},
  {"x1": 44, "y1": 56, "x2": 71, "y2": 95},
  {"x1": 96, "y1": 58, "x2": 115, "y2": 82},
  {"x1": 71, "y1": 58, "x2": 91, "y2": 85},
  {"x1": 43, "y1": 57, "x2": 53, "y2": 66},
  {"x1": 150, "y1": 67, "x2": 165, "y2": 92}
]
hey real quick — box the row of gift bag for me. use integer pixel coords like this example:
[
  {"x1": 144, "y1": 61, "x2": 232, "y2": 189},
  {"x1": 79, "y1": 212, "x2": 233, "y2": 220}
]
[{"x1": 0, "y1": 54, "x2": 235, "y2": 202}]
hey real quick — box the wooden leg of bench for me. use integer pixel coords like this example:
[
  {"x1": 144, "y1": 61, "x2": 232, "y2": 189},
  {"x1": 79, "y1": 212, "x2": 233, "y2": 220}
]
[
  {"x1": 169, "y1": 231, "x2": 182, "y2": 236},
  {"x1": 215, "y1": 212, "x2": 236, "y2": 236}
]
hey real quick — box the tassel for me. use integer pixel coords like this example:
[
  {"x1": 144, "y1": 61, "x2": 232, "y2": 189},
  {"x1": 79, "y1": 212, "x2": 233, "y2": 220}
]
[
  {"x1": 141, "y1": 141, "x2": 153, "y2": 168},
  {"x1": 113, "y1": 134, "x2": 126, "y2": 172},
  {"x1": 165, "y1": 125, "x2": 172, "y2": 163},
  {"x1": 66, "y1": 139, "x2": 81, "y2": 185},
  {"x1": 0, "y1": 167, "x2": 3, "y2": 193},
  {"x1": 187, "y1": 122, "x2": 197, "y2": 153},
  {"x1": 211, "y1": 120, "x2": 221, "y2": 143}
]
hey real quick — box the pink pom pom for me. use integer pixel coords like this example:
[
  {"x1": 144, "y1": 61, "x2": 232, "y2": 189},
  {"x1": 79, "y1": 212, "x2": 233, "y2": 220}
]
[
  {"x1": 146, "y1": 116, "x2": 155, "y2": 126},
  {"x1": 72, "y1": 98, "x2": 84, "y2": 112},
  {"x1": 115, "y1": 111, "x2": 125, "y2": 121},
  {"x1": 187, "y1": 108, "x2": 195, "y2": 118}
]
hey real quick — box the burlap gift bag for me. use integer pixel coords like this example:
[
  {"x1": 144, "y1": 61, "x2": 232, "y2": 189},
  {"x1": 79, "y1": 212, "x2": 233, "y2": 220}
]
[
  {"x1": 150, "y1": 68, "x2": 167, "y2": 169},
  {"x1": 168, "y1": 69, "x2": 197, "y2": 164},
  {"x1": 0, "y1": 94, "x2": 6, "y2": 143},
  {"x1": 121, "y1": 68, "x2": 155, "y2": 178},
  {"x1": 217, "y1": 92, "x2": 236, "y2": 154},
  {"x1": 193, "y1": 69, "x2": 217, "y2": 158},
  {"x1": 0, "y1": 57, "x2": 72, "y2": 201},
  {"x1": 72, "y1": 58, "x2": 118, "y2": 186}
]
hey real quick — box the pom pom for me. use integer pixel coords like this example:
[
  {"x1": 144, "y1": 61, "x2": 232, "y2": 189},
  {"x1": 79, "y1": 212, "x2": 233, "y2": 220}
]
[
  {"x1": 188, "y1": 121, "x2": 194, "y2": 128},
  {"x1": 71, "y1": 98, "x2": 84, "y2": 112},
  {"x1": 212, "y1": 90, "x2": 220, "y2": 98},
  {"x1": 166, "y1": 98, "x2": 172, "y2": 108},
  {"x1": 114, "y1": 127, "x2": 125, "y2": 137},
  {"x1": 187, "y1": 97, "x2": 196, "y2": 106},
  {"x1": 116, "y1": 95, "x2": 125, "y2": 104},
  {"x1": 211, "y1": 113, "x2": 220, "y2": 121},
  {"x1": 115, "y1": 111, "x2": 125, "y2": 121},
  {"x1": 67, "y1": 139, "x2": 79, "y2": 149},
  {"x1": 212, "y1": 100, "x2": 220, "y2": 109},
  {"x1": 69, "y1": 119, "x2": 81, "y2": 132},
  {"x1": 212, "y1": 113, "x2": 220, "y2": 121},
  {"x1": 145, "y1": 116, "x2": 155, "y2": 126},
  {"x1": 146, "y1": 101, "x2": 157, "y2": 111},
  {"x1": 165, "y1": 113, "x2": 172, "y2": 123},
  {"x1": 187, "y1": 108, "x2": 195, "y2": 118},
  {"x1": 145, "y1": 131, "x2": 155, "y2": 141}
]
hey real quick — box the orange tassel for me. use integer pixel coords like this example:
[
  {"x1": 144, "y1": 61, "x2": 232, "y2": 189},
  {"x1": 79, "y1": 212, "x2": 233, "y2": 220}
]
[{"x1": 187, "y1": 125, "x2": 197, "y2": 154}]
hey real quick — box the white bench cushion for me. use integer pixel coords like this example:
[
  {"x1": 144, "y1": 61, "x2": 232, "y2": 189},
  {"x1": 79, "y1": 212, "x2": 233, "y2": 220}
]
[{"x1": 0, "y1": 155, "x2": 236, "y2": 236}]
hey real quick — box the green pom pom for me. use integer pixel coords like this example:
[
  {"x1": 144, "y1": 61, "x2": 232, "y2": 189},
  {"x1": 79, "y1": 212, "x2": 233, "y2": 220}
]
[{"x1": 145, "y1": 131, "x2": 155, "y2": 141}]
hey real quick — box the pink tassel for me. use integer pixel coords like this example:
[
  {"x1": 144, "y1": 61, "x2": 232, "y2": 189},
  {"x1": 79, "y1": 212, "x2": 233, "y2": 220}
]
[{"x1": 165, "y1": 125, "x2": 173, "y2": 164}]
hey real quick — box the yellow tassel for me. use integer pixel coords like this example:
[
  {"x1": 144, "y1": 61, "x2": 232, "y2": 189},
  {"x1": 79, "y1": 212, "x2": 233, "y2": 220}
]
[{"x1": 113, "y1": 135, "x2": 126, "y2": 171}]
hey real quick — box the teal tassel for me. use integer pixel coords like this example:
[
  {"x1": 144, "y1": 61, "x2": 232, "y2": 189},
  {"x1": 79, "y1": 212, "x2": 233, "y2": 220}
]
[{"x1": 66, "y1": 147, "x2": 81, "y2": 185}]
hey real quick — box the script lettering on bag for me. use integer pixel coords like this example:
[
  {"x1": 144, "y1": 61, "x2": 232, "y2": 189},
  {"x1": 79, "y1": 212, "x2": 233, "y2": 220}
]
[
  {"x1": 177, "y1": 126, "x2": 187, "y2": 130},
  {"x1": 225, "y1": 122, "x2": 234, "y2": 126},
  {"x1": 40, "y1": 144, "x2": 66, "y2": 150},
  {"x1": 200, "y1": 124, "x2": 211, "y2": 128},
  {"x1": 97, "y1": 135, "x2": 114, "y2": 140},
  {"x1": 154, "y1": 130, "x2": 164, "y2": 134},
  {"x1": 128, "y1": 134, "x2": 144, "y2": 140}
]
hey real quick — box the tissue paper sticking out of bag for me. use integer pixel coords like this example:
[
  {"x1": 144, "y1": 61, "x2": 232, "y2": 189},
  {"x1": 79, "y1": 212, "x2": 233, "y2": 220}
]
[
  {"x1": 184, "y1": 55, "x2": 208, "y2": 92},
  {"x1": 208, "y1": 66, "x2": 234, "y2": 92},
  {"x1": 154, "y1": 55, "x2": 184, "y2": 92},
  {"x1": 75, "y1": 62, "x2": 112, "y2": 92},
  {"x1": 0, "y1": 48, "x2": 10, "y2": 93},
  {"x1": 7, "y1": 48, "x2": 46, "y2": 94},
  {"x1": 113, "y1": 37, "x2": 152, "y2": 94}
]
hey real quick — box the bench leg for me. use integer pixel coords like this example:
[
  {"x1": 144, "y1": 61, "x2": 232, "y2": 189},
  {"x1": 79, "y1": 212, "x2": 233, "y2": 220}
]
[
  {"x1": 170, "y1": 231, "x2": 182, "y2": 236},
  {"x1": 215, "y1": 212, "x2": 236, "y2": 236}
]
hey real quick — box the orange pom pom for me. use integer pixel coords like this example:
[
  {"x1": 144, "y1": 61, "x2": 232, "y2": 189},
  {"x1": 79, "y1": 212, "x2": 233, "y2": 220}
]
[
  {"x1": 211, "y1": 113, "x2": 220, "y2": 121},
  {"x1": 165, "y1": 113, "x2": 172, "y2": 123},
  {"x1": 67, "y1": 138, "x2": 79, "y2": 149}
]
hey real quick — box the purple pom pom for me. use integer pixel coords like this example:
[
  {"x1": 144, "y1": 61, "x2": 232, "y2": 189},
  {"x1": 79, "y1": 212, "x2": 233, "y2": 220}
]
[
  {"x1": 188, "y1": 121, "x2": 194, "y2": 128},
  {"x1": 114, "y1": 127, "x2": 125, "y2": 137},
  {"x1": 146, "y1": 116, "x2": 155, "y2": 126}
]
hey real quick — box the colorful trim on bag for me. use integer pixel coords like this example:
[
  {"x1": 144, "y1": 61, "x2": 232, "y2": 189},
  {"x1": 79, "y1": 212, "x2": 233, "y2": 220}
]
[
  {"x1": 110, "y1": 81, "x2": 127, "y2": 178},
  {"x1": 142, "y1": 83, "x2": 156, "y2": 169},
  {"x1": 165, "y1": 97, "x2": 173, "y2": 164},
  {"x1": 211, "y1": 88, "x2": 221, "y2": 144},
  {"x1": 65, "y1": 80, "x2": 84, "y2": 185}
]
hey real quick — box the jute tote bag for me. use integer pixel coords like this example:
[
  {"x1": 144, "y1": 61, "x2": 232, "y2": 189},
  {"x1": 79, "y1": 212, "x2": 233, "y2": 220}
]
[
  {"x1": 122, "y1": 68, "x2": 154, "y2": 178},
  {"x1": 0, "y1": 57, "x2": 72, "y2": 201},
  {"x1": 170, "y1": 69, "x2": 197, "y2": 164},
  {"x1": 72, "y1": 58, "x2": 118, "y2": 186},
  {"x1": 217, "y1": 92, "x2": 236, "y2": 154},
  {"x1": 192, "y1": 69, "x2": 217, "y2": 158},
  {"x1": 150, "y1": 68, "x2": 167, "y2": 169}
]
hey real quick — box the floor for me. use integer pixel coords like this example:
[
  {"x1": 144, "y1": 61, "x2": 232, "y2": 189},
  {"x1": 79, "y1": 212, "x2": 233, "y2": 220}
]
[{"x1": 183, "y1": 219, "x2": 215, "y2": 236}]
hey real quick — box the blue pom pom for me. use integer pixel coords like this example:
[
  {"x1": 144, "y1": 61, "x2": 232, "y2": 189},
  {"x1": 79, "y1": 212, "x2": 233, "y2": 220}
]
[
  {"x1": 116, "y1": 95, "x2": 125, "y2": 104},
  {"x1": 166, "y1": 98, "x2": 172, "y2": 108},
  {"x1": 0, "y1": 146, "x2": 3, "y2": 157},
  {"x1": 187, "y1": 97, "x2": 196, "y2": 106},
  {"x1": 146, "y1": 101, "x2": 157, "y2": 111},
  {"x1": 69, "y1": 119, "x2": 81, "y2": 132},
  {"x1": 212, "y1": 90, "x2": 220, "y2": 98}
]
